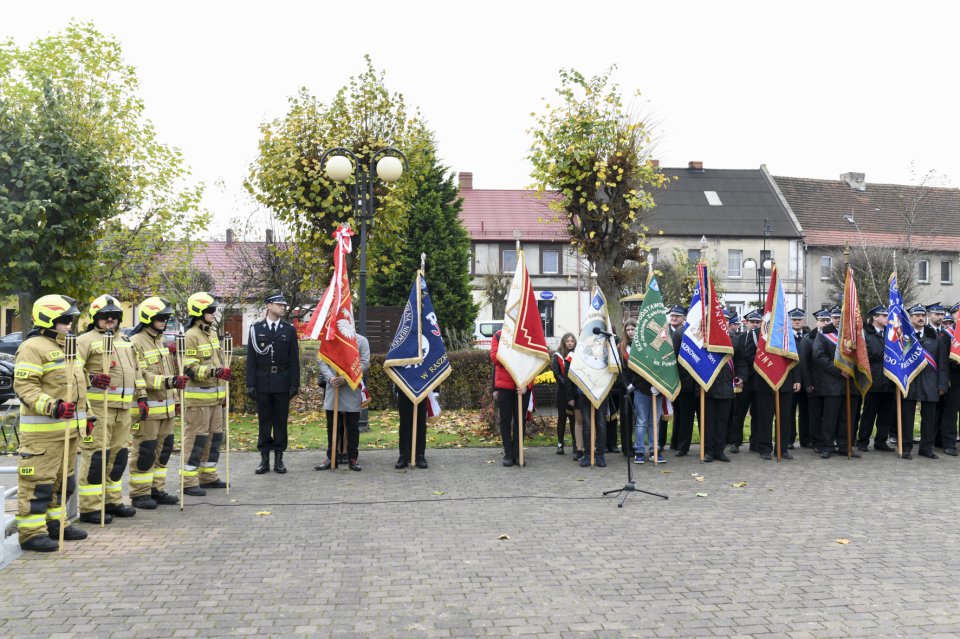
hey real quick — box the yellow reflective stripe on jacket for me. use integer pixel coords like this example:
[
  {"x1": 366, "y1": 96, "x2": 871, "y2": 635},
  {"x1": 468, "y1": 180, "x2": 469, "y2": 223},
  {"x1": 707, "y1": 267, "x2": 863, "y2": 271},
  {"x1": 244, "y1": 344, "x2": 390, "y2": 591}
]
[
  {"x1": 19, "y1": 413, "x2": 87, "y2": 432},
  {"x1": 129, "y1": 472, "x2": 154, "y2": 485},
  {"x1": 42, "y1": 360, "x2": 66, "y2": 372},
  {"x1": 16, "y1": 514, "x2": 47, "y2": 529},
  {"x1": 14, "y1": 362, "x2": 43, "y2": 378},
  {"x1": 33, "y1": 393, "x2": 54, "y2": 415},
  {"x1": 135, "y1": 378, "x2": 146, "y2": 390},
  {"x1": 184, "y1": 386, "x2": 225, "y2": 400},
  {"x1": 150, "y1": 375, "x2": 166, "y2": 390}
]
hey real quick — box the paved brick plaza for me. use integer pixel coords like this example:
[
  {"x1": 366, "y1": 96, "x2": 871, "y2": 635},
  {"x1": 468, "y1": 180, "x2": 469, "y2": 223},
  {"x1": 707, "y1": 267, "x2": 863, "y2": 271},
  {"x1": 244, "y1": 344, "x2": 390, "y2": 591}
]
[{"x1": 2, "y1": 447, "x2": 960, "y2": 638}]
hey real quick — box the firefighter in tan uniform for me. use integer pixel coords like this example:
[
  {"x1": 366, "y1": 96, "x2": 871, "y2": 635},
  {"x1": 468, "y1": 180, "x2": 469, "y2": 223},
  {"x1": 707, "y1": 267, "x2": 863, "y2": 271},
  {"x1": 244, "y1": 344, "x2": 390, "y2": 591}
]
[
  {"x1": 76, "y1": 295, "x2": 145, "y2": 524},
  {"x1": 128, "y1": 296, "x2": 188, "y2": 508},
  {"x1": 13, "y1": 295, "x2": 89, "y2": 552},
  {"x1": 182, "y1": 292, "x2": 232, "y2": 496}
]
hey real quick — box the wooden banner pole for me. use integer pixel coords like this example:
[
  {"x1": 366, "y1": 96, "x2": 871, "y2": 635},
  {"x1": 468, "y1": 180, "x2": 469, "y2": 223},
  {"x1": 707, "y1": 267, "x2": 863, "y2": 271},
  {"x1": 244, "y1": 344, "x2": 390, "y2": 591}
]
[
  {"x1": 845, "y1": 379, "x2": 853, "y2": 459},
  {"x1": 775, "y1": 392, "x2": 782, "y2": 462},
  {"x1": 100, "y1": 331, "x2": 113, "y2": 527},
  {"x1": 651, "y1": 393, "x2": 659, "y2": 464},
  {"x1": 410, "y1": 400, "x2": 419, "y2": 467},
  {"x1": 897, "y1": 388, "x2": 904, "y2": 458},
  {"x1": 60, "y1": 334, "x2": 77, "y2": 553},
  {"x1": 331, "y1": 387, "x2": 340, "y2": 470},
  {"x1": 517, "y1": 390, "x2": 525, "y2": 468},
  {"x1": 699, "y1": 388, "x2": 706, "y2": 462}
]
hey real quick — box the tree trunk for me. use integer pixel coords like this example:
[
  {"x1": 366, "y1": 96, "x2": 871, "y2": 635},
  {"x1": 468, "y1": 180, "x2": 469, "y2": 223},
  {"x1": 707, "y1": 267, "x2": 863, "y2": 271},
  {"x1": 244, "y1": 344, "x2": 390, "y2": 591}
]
[
  {"x1": 18, "y1": 292, "x2": 34, "y2": 335},
  {"x1": 594, "y1": 257, "x2": 623, "y2": 333}
]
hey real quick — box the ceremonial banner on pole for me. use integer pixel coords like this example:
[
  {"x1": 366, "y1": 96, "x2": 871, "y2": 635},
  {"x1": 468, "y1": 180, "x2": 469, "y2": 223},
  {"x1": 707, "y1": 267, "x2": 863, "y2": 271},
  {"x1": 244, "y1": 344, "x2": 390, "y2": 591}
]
[
  {"x1": 833, "y1": 266, "x2": 873, "y2": 395},
  {"x1": 704, "y1": 264, "x2": 734, "y2": 356},
  {"x1": 945, "y1": 324, "x2": 960, "y2": 365},
  {"x1": 569, "y1": 287, "x2": 618, "y2": 409},
  {"x1": 496, "y1": 247, "x2": 549, "y2": 388},
  {"x1": 383, "y1": 271, "x2": 451, "y2": 401},
  {"x1": 753, "y1": 264, "x2": 799, "y2": 390},
  {"x1": 883, "y1": 273, "x2": 927, "y2": 395},
  {"x1": 628, "y1": 276, "x2": 680, "y2": 401},
  {"x1": 679, "y1": 264, "x2": 731, "y2": 389},
  {"x1": 306, "y1": 225, "x2": 363, "y2": 390}
]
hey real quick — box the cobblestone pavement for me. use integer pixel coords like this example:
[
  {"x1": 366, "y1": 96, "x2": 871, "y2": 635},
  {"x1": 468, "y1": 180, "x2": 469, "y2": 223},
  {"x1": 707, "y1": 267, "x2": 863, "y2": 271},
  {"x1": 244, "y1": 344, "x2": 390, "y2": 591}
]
[{"x1": 2, "y1": 445, "x2": 960, "y2": 638}]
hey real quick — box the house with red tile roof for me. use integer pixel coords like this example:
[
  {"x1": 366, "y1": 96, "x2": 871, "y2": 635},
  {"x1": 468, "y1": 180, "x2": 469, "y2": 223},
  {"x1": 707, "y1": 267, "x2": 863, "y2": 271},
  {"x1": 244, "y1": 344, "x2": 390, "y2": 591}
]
[{"x1": 773, "y1": 172, "x2": 960, "y2": 310}]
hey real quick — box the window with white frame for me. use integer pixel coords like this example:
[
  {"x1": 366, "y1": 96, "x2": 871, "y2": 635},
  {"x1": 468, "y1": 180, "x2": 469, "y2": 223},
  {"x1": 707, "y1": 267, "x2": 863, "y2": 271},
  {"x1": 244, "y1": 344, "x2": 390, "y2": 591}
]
[
  {"x1": 820, "y1": 255, "x2": 833, "y2": 280},
  {"x1": 542, "y1": 249, "x2": 560, "y2": 274},
  {"x1": 941, "y1": 260, "x2": 953, "y2": 285},
  {"x1": 501, "y1": 247, "x2": 517, "y2": 273},
  {"x1": 728, "y1": 249, "x2": 742, "y2": 278},
  {"x1": 918, "y1": 259, "x2": 930, "y2": 283},
  {"x1": 688, "y1": 248, "x2": 701, "y2": 263}
]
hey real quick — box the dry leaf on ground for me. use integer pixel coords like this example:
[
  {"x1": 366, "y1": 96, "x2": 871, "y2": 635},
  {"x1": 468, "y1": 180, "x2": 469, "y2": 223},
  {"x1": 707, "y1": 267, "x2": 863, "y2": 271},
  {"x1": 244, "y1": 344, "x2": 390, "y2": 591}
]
[{"x1": 836, "y1": 538, "x2": 851, "y2": 545}]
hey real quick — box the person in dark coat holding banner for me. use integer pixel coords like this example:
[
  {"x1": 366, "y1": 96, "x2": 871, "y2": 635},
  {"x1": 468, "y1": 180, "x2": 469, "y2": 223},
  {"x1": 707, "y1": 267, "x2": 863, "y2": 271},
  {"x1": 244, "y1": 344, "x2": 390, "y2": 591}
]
[
  {"x1": 666, "y1": 306, "x2": 696, "y2": 456},
  {"x1": 800, "y1": 310, "x2": 829, "y2": 450},
  {"x1": 395, "y1": 392, "x2": 428, "y2": 469},
  {"x1": 811, "y1": 308, "x2": 856, "y2": 459},
  {"x1": 551, "y1": 333, "x2": 578, "y2": 456},
  {"x1": 939, "y1": 307, "x2": 960, "y2": 456},
  {"x1": 247, "y1": 294, "x2": 301, "y2": 475},
  {"x1": 491, "y1": 330, "x2": 532, "y2": 467},
  {"x1": 787, "y1": 308, "x2": 811, "y2": 448},
  {"x1": 681, "y1": 324, "x2": 734, "y2": 463},
  {"x1": 729, "y1": 310, "x2": 761, "y2": 453},
  {"x1": 901, "y1": 304, "x2": 949, "y2": 459},
  {"x1": 856, "y1": 306, "x2": 896, "y2": 452},
  {"x1": 742, "y1": 324, "x2": 800, "y2": 461}
]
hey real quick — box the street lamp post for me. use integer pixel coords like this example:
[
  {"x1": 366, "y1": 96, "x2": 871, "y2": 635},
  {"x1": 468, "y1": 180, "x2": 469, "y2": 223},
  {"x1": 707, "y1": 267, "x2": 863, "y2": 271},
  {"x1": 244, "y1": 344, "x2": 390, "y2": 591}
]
[
  {"x1": 320, "y1": 146, "x2": 408, "y2": 337},
  {"x1": 741, "y1": 218, "x2": 773, "y2": 309}
]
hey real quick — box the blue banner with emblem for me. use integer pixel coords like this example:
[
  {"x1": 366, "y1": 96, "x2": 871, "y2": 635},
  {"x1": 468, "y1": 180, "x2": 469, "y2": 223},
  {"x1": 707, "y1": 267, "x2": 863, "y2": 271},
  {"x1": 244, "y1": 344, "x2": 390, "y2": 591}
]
[
  {"x1": 383, "y1": 271, "x2": 452, "y2": 402},
  {"x1": 883, "y1": 273, "x2": 927, "y2": 395},
  {"x1": 678, "y1": 265, "x2": 731, "y2": 389}
]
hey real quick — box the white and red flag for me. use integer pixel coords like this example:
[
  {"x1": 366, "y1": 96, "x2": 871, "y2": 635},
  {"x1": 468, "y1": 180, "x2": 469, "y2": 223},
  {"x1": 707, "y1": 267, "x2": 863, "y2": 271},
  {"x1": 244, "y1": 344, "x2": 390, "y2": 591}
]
[
  {"x1": 496, "y1": 246, "x2": 549, "y2": 388},
  {"x1": 306, "y1": 225, "x2": 363, "y2": 389}
]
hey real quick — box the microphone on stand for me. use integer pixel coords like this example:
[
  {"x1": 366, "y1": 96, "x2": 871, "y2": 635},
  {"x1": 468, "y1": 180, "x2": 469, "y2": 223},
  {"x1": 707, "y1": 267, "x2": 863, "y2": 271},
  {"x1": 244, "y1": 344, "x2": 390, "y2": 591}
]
[{"x1": 592, "y1": 326, "x2": 616, "y2": 338}]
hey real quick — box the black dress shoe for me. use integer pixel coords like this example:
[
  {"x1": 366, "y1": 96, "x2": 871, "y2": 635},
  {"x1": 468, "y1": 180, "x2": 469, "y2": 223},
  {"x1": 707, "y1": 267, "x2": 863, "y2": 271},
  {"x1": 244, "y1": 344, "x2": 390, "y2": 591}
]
[
  {"x1": 945, "y1": 448, "x2": 958, "y2": 456},
  {"x1": 715, "y1": 453, "x2": 731, "y2": 462},
  {"x1": 901, "y1": 452, "x2": 912, "y2": 460},
  {"x1": 919, "y1": 450, "x2": 939, "y2": 459},
  {"x1": 819, "y1": 451, "x2": 832, "y2": 459},
  {"x1": 760, "y1": 452, "x2": 772, "y2": 460},
  {"x1": 106, "y1": 503, "x2": 136, "y2": 517},
  {"x1": 348, "y1": 459, "x2": 361, "y2": 471},
  {"x1": 21, "y1": 536, "x2": 58, "y2": 552},
  {"x1": 273, "y1": 453, "x2": 287, "y2": 474},
  {"x1": 786, "y1": 443, "x2": 795, "y2": 450},
  {"x1": 395, "y1": 456, "x2": 409, "y2": 469},
  {"x1": 556, "y1": 444, "x2": 564, "y2": 455},
  {"x1": 503, "y1": 455, "x2": 514, "y2": 467},
  {"x1": 183, "y1": 486, "x2": 206, "y2": 496},
  {"x1": 200, "y1": 479, "x2": 227, "y2": 489},
  {"x1": 255, "y1": 454, "x2": 270, "y2": 474},
  {"x1": 874, "y1": 443, "x2": 895, "y2": 452},
  {"x1": 782, "y1": 450, "x2": 794, "y2": 460},
  {"x1": 79, "y1": 511, "x2": 113, "y2": 524},
  {"x1": 572, "y1": 450, "x2": 583, "y2": 461},
  {"x1": 856, "y1": 444, "x2": 869, "y2": 452},
  {"x1": 151, "y1": 489, "x2": 179, "y2": 505},
  {"x1": 728, "y1": 445, "x2": 739, "y2": 454},
  {"x1": 314, "y1": 458, "x2": 332, "y2": 471},
  {"x1": 131, "y1": 495, "x2": 158, "y2": 510},
  {"x1": 702, "y1": 454, "x2": 714, "y2": 463},
  {"x1": 415, "y1": 457, "x2": 428, "y2": 469},
  {"x1": 675, "y1": 451, "x2": 688, "y2": 457},
  {"x1": 849, "y1": 451, "x2": 861, "y2": 459}
]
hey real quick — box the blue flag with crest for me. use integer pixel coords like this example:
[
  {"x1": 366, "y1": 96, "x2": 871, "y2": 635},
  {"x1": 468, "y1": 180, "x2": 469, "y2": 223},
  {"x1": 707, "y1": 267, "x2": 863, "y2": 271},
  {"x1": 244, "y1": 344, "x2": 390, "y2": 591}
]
[
  {"x1": 383, "y1": 271, "x2": 451, "y2": 402},
  {"x1": 678, "y1": 266, "x2": 731, "y2": 389},
  {"x1": 883, "y1": 273, "x2": 927, "y2": 395}
]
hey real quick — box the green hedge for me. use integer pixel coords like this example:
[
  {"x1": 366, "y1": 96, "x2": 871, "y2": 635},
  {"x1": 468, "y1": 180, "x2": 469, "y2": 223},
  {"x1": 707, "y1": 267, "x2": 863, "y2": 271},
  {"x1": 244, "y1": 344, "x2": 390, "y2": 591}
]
[{"x1": 365, "y1": 349, "x2": 493, "y2": 411}]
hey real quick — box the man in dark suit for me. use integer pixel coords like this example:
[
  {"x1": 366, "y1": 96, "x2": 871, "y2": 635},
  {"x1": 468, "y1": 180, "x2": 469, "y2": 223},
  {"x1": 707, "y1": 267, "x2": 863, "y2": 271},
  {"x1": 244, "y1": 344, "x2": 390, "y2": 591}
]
[
  {"x1": 902, "y1": 304, "x2": 949, "y2": 459},
  {"x1": 729, "y1": 309, "x2": 761, "y2": 453},
  {"x1": 940, "y1": 308, "x2": 960, "y2": 456},
  {"x1": 786, "y1": 308, "x2": 810, "y2": 449},
  {"x1": 666, "y1": 305, "x2": 697, "y2": 456},
  {"x1": 856, "y1": 306, "x2": 896, "y2": 452},
  {"x1": 246, "y1": 293, "x2": 301, "y2": 475},
  {"x1": 800, "y1": 310, "x2": 829, "y2": 451}
]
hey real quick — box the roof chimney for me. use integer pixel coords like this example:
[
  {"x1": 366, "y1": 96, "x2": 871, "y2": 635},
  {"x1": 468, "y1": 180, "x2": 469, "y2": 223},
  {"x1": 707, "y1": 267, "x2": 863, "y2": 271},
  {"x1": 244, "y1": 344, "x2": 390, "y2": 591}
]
[
  {"x1": 226, "y1": 228, "x2": 234, "y2": 245},
  {"x1": 688, "y1": 161, "x2": 704, "y2": 172},
  {"x1": 265, "y1": 228, "x2": 274, "y2": 244},
  {"x1": 459, "y1": 172, "x2": 473, "y2": 190},
  {"x1": 840, "y1": 172, "x2": 866, "y2": 192}
]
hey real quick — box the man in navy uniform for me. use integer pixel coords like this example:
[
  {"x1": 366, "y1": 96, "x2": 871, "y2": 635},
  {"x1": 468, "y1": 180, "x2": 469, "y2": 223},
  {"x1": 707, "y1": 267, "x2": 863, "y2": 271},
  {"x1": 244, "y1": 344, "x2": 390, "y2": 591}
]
[
  {"x1": 856, "y1": 306, "x2": 896, "y2": 452},
  {"x1": 901, "y1": 304, "x2": 949, "y2": 459},
  {"x1": 729, "y1": 309, "x2": 761, "y2": 453},
  {"x1": 246, "y1": 293, "x2": 301, "y2": 475},
  {"x1": 786, "y1": 308, "x2": 810, "y2": 449}
]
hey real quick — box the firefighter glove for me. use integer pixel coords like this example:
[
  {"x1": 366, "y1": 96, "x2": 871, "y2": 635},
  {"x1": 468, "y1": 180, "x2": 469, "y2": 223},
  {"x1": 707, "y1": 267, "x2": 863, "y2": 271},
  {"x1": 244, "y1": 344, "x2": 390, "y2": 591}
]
[
  {"x1": 53, "y1": 400, "x2": 77, "y2": 419},
  {"x1": 213, "y1": 367, "x2": 233, "y2": 381},
  {"x1": 166, "y1": 375, "x2": 189, "y2": 390},
  {"x1": 138, "y1": 399, "x2": 149, "y2": 421},
  {"x1": 89, "y1": 373, "x2": 111, "y2": 389}
]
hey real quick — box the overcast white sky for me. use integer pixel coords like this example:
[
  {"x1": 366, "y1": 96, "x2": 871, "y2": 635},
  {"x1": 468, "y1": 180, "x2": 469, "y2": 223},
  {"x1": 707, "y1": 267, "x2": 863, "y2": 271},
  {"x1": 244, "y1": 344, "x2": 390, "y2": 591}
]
[{"x1": 7, "y1": 1, "x2": 959, "y2": 236}]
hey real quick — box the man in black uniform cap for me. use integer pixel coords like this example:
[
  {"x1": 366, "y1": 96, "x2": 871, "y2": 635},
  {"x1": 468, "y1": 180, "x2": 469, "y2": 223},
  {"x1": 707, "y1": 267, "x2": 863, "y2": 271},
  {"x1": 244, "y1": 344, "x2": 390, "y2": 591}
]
[
  {"x1": 856, "y1": 306, "x2": 896, "y2": 452},
  {"x1": 786, "y1": 308, "x2": 810, "y2": 449},
  {"x1": 246, "y1": 293, "x2": 301, "y2": 474}
]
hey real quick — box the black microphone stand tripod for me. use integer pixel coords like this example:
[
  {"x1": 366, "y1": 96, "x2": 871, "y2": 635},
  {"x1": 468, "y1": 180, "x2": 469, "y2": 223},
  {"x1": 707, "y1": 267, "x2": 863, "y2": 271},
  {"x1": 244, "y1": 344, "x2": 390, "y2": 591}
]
[{"x1": 599, "y1": 331, "x2": 668, "y2": 507}]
